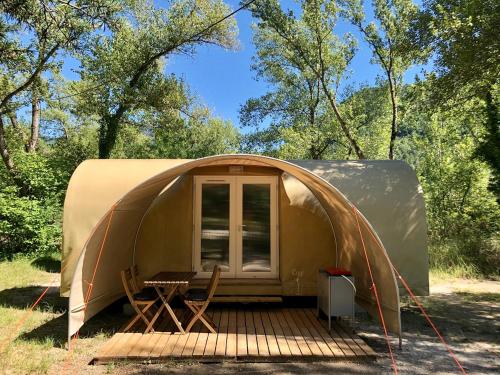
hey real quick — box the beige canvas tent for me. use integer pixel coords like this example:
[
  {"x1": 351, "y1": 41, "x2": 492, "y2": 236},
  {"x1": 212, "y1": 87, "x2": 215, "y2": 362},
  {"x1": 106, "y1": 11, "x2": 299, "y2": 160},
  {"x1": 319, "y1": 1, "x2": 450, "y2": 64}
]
[{"x1": 62, "y1": 154, "x2": 428, "y2": 341}]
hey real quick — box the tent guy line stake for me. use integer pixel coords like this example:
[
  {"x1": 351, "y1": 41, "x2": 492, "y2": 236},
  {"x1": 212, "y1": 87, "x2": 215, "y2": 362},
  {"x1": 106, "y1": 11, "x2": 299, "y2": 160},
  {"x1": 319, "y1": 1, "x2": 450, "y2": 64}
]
[
  {"x1": 362, "y1": 217, "x2": 468, "y2": 375},
  {"x1": 61, "y1": 203, "x2": 117, "y2": 375},
  {"x1": 352, "y1": 206, "x2": 399, "y2": 375},
  {"x1": 362, "y1": 229, "x2": 467, "y2": 373}
]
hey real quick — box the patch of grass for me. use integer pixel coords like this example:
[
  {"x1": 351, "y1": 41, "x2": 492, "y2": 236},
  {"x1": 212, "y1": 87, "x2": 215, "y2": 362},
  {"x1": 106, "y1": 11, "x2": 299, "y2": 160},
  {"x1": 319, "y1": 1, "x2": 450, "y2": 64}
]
[
  {"x1": 0, "y1": 255, "x2": 112, "y2": 374},
  {"x1": 455, "y1": 291, "x2": 500, "y2": 303},
  {"x1": 0, "y1": 256, "x2": 54, "y2": 290},
  {"x1": 428, "y1": 236, "x2": 500, "y2": 279},
  {"x1": 429, "y1": 266, "x2": 479, "y2": 282},
  {"x1": 429, "y1": 242, "x2": 482, "y2": 279}
]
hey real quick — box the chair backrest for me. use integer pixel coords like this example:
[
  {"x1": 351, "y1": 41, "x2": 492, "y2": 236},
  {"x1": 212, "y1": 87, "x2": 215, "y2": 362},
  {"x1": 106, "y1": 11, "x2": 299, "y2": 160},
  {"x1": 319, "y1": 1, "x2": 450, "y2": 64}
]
[
  {"x1": 206, "y1": 265, "x2": 221, "y2": 299},
  {"x1": 121, "y1": 265, "x2": 140, "y2": 302}
]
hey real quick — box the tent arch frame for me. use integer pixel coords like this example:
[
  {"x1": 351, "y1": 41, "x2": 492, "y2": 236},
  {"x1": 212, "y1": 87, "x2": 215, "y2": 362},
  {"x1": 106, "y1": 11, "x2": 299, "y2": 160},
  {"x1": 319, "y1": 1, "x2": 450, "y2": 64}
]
[{"x1": 67, "y1": 154, "x2": 402, "y2": 342}]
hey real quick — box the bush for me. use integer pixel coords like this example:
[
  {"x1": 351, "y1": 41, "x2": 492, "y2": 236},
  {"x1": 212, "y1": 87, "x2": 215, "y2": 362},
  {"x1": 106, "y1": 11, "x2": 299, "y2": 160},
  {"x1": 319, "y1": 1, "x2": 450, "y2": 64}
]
[
  {"x1": 429, "y1": 232, "x2": 500, "y2": 278},
  {"x1": 0, "y1": 187, "x2": 61, "y2": 259}
]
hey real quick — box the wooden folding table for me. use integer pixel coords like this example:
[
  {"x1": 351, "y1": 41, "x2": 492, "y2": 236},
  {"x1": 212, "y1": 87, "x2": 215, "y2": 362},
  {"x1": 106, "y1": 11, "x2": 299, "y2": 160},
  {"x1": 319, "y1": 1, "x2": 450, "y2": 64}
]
[{"x1": 143, "y1": 271, "x2": 196, "y2": 334}]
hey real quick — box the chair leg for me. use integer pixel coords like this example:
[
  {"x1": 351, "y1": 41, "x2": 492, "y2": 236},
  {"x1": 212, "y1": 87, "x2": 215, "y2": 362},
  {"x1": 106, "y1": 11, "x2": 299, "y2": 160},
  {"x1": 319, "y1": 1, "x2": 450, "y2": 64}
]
[
  {"x1": 124, "y1": 302, "x2": 157, "y2": 333},
  {"x1": 123, "y1": 314, "x2": 141, "y2": 332},
  {"x1": 184, "y1": 303, "x2": 200, "y2": 333},
  {"x1": 184, "y1": 302, "x2": 216, "y2": 334},
  {"x1": 145, "y1": 304, "x2": 165, "y2": 333},
  {"x1": 199, "y1": 313, "x2": 217, "y2": 334}
]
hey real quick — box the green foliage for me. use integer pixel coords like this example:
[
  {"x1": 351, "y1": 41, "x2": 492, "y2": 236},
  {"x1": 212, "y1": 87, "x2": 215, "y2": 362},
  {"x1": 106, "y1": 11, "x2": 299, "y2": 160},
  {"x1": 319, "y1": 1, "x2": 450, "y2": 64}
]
[
  {"x1": 413, "y1": 0, "x2": 500, "y2": 101},
  {"x1": 75, "y1": 0, "x2": 238, "y2": 158},
  {"x1": 397, "y1": 82, "x2": 500, "y2": 277},
  {"x1": 475, "y1": 88, "x2": 500, "y2": 202},
  {"x1": 0, "y1": 187, "x2": 61, "y2": 259}
]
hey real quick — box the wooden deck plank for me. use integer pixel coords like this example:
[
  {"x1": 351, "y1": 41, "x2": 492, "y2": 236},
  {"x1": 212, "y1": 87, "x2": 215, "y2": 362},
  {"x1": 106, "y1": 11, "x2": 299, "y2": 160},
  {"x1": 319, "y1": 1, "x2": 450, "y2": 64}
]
[
  {"x1": 313, "y1": 312, "x2": 357, "y2": 357},
  {"x1": 302, "y1": 309, "x2": 344, "y2": 357},
  {"x1": 123, "y1": 333, "x2": 143, "y2": 358},
  {"x1": 225, "y1": 309, "x2": 237, "y2": 357},
  {"x1": 128, "y1": 334, "x2": 151, "y2": 358},
  {"x1": 244, "y1": 309, "x2": 259, "y2": 356},
  {"x1": 349, "y1": 333, "x2": 377, "y2": 356},
  {"x1": 204, "y1": 308, "x2": 221, "y2": 356},
  {"x1": 193, "y1": 309, "x2": 214, "y2": 356},
  {"x1": 150, "y1": 333, "x2": 171, "y2": 358},
  {"x1": 268, "y1": 310, "x2": 296, "y2": 356},
  {"x1": 170, "y1": 331, "x2": 190, "y2": 357},
  {"x1": 138, "y1": 333, "x2": 163, "y2": 358},
  {"x1": 96, "y1": 332, "x2": 122, "y2": 358},
  {"x1": 330, "y1": 322, "x2": 366, "y2": 357},
  {"x1": 260, "y1": 309, "x2": 282, "y2": 356},
  {"x1": 332, "y1": 319, "x2": 377, "y2": 357},
  {"x1": 236, "y1": 309, "x2": 248, "y2": 356},
  {"x1": 252, "y1": 310, "x2": 269, "y2": 357},
  {"x1": 275, "y1": 309, "x2": 302, "y2": 357},
  {"x1": 160, "y1": 334, "x2": 182, "y2": 357},
  {"x1": 215, "y1": 308, "x2": 229, "y2": 356},
  {"x1": 288, "y1": 309, "x2": 323, "y2": 356},
  {"x1": 282, "y1": 309, "x2": 312, "y2": 356},
  {"x1": 93, "y1": 305, "x2": 377, "y2": 363},
  {"x1": 106, "y1": 332, "x2": 135, "y2": 358},
  {"x1": 181, "y1": 327, "x2": 200, "y2": 357},
  {"x1": 295, "y1": 309, "x2": 334, "y2": 357}
]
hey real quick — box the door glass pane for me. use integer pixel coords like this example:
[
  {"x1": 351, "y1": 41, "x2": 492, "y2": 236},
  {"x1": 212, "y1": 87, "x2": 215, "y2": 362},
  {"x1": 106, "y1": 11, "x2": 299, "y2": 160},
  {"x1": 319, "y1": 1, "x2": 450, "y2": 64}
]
[
  {"x1": 242, "y1": 184, "x2": 271, "y2": 272},
  {"x1": 201, "y1": 184, "x2": 230, "y2": 272}
]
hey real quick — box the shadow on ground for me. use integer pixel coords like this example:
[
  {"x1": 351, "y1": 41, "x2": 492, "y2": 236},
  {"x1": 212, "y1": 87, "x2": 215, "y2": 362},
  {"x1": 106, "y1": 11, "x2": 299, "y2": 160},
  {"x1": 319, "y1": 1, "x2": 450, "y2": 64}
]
[
  {"x1": 30, "y1": 256, "x2": 61, "y2": 273},
  {"x1": 0, "y1": 285, "x2": 128, "y2": 348},
  {"x1": 357, "y1": 291, "x2": 500, "y2": 374}
]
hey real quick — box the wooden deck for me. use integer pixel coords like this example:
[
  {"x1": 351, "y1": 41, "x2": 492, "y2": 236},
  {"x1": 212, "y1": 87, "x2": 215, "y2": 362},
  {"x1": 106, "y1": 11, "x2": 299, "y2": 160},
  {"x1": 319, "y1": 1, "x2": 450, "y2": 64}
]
[{"x1": 93, "y1": 306, "x2": 377, "y2": 364}]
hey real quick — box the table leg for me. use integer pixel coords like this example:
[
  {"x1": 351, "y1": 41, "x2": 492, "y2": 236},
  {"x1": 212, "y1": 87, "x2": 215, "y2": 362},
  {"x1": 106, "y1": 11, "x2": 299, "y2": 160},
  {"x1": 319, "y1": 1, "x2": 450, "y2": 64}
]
[{"x1": 155, "y1": 285, "x2": 185, "y2": 334}]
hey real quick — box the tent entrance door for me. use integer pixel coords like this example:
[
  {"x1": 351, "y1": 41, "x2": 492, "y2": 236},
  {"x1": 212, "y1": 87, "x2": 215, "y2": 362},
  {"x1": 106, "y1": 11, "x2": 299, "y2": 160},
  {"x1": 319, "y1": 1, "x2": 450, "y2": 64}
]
[{"x1": 193, "y1": 175, "x2": 278, "y2": 279}]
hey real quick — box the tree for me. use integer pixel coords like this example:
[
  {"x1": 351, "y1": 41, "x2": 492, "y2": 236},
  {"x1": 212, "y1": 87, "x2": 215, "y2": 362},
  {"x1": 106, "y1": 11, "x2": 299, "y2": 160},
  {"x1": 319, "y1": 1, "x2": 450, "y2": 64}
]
[
  {"x1": 75, "y1": 0, "x2": 238, "y2": 158},
  {"x1": 413, "y1": 0, "x2": 499, "y2": 102},
  {"x1": 397, "y1": 80, "x2": 500, "y2": 275},
  {"x1": 247, "y1": 0, "x2": 366, "y2": 158},
  {"x1": 340, "y1": 0, "x2": 427, "y2": 159},
  {"x1": 475, "y1": 89, "x2": 500, "y2": 202},
  {"x1": 413, "y1": 0, "x2": 500, "y2": 198},
  {"x1": 240, "y1": 25, "x2": 347, "y2": 159},
  {"x1": 0, "y1": 0, "x2": 121, "y2": 191}
]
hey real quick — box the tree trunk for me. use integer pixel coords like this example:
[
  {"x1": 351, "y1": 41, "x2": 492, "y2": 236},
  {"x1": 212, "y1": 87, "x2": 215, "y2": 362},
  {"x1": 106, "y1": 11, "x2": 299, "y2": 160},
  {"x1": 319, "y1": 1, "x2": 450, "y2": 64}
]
[
  {"x1": 26, "y1": 96, "x2": 40, "y2": 152},
  {"x1": 388, "y1": 74, "x2": 398, "y2": 160},
  {"x1": 0, "y1": 116, "x2": 16, "y2": 172},
  {"x1": 319, "y1": 79, "x2": 365, "y2": 159},
  {"x1": 98, "y1": 115, "x2": 120, "y2": 159},
  {"x1": 0, "y1": 116, "x2": 29, "y2": 194}
]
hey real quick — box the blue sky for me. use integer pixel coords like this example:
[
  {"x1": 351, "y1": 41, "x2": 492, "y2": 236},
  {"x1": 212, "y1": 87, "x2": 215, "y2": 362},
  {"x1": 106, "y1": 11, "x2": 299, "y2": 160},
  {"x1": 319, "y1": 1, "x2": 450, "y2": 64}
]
[{"x1": 60, "y1": 0, "x2": 428, "y2": 128}]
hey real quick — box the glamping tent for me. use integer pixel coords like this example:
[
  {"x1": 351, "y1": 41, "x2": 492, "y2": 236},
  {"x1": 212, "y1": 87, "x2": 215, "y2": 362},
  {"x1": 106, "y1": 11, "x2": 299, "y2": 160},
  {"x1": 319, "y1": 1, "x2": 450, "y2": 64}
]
[{"x1": 62, "y1": 154, "x2": 428, "y2": 341}]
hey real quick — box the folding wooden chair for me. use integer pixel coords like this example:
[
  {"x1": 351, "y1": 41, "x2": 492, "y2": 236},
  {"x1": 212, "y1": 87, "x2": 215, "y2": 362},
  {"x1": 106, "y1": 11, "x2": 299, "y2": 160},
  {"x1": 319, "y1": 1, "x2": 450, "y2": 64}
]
[
  {"x1": 121, "y1": 266, "x2": 161, "y2": 333},
  {"x1": 182, "y1": 265, "x2": 221, "y2": 333}
]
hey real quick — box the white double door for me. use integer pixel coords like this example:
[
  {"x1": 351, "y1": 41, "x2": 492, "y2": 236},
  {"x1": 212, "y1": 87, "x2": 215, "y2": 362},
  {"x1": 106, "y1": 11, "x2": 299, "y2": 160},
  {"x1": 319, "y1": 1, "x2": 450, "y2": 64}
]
[{"x1": 193, "y1": 175, "x2": 278, "y2": 278}]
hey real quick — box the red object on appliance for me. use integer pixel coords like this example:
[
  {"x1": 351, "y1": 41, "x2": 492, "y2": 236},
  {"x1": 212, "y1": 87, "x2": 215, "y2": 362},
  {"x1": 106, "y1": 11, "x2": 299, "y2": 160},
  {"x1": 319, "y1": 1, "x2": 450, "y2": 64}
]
[{"x1": 325, "y1": 267, "x2": 352, "y2": 276}]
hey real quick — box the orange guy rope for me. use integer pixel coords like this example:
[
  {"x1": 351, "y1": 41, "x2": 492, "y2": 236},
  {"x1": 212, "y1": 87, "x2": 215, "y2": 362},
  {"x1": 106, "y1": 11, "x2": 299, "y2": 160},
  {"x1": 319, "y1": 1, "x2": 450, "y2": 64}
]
[
  {"x1": 362, "y1": 220, "x2": 468, "y2": 374},
  {"x1": 62, "y1": 204, "x2": 117, "y2": 374},
  {"x1": 352, "y1": 206, "x2": 399, "y2": 374},
  {"x1": 0, "y1": 262, "x2": 69, "y2": 354}
]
